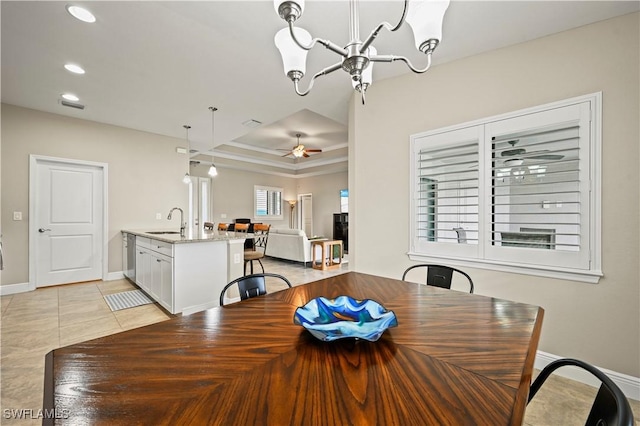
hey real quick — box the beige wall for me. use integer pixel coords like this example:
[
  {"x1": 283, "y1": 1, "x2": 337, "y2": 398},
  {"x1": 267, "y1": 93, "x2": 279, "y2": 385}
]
[
  {"x1": 297, "y1": 172, "x2": 348, "y2": 238},
  {"x1": 191, "y1": 166, "x2": 297, "y2": 230},
  {"x1": 349, "y1": 13, "x2": 639, "y2": 377},
  {"x1": 1, "y1": 104, "x2": 189, "y2": 285},
  {"x1": 0, "y1": 104, "x2": 348, "y2": 286},
  {"x1": 194, "y1": 166, "x2": 348, "y2": 238}
]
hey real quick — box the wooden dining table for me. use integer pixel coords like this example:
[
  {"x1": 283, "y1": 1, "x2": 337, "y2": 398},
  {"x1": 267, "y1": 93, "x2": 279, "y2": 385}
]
[{"x1": 44, "y1": 271, "x2": 544, "y2": 425}]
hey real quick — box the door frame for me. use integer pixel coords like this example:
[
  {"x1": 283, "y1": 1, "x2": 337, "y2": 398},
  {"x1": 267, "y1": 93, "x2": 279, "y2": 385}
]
[
  {"x1": 298, "y1": 193, "x2": 312, "y2": 236},
  {"x1": 28, "y1": 155, "x2": 109, "y2": 290}
]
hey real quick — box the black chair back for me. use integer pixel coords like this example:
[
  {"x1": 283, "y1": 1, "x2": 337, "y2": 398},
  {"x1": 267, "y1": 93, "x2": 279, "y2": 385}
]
[
  {"x1": 219, "y1": 273, "x2": 292, "y2": 306},
  {"x1": 237, "y1": 275, "x2": 267, "y2": 300},
  {"x1": 528, "y1": 358, "x2": 634, "y2": 426},
  {"x1": 402, "y1": 264, "x2": 474, "y2": 293}
]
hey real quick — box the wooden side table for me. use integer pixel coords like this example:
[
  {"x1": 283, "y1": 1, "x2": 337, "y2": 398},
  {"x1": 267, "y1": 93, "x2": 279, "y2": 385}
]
[{"x1": 311, "y1": 239, "x2": 343, "y2": 271}]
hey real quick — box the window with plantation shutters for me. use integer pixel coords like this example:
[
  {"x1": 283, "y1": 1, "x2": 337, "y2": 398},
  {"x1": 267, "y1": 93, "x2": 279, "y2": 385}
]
[
  {"x1": 410, "y1": 93, "x2": 602, "y2": 283},
  {"x1": 412, "y1": 125, "x2": 483, "y2": 259},
  {"x1": 254, "y1": 186, "x2": 283, "y2": 220}
]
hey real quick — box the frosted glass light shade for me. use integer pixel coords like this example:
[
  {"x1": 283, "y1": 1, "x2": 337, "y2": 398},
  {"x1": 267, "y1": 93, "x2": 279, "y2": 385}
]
[
  {"x1": 406, "y1": 0, "x2": 450, "y2": 51},
  {"x1": 352, "y1": 46, "x2": 377, "y2": 90},
  {"x1": 273, "y1": 0, "x2": 305, "y2": 16},
  {"x1": 274, "y1": 27, "x2": 312, "y2": 76},
  {"x1": 208, "y1": 165, "x2": 218, "y2": 177},
  {"x1": 182, "y1": 173, "x2": 191, "y2": 184}
]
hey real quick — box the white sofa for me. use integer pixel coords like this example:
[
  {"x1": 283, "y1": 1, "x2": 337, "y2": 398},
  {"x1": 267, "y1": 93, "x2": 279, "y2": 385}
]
[{"x1": 265, "y1": 228, "x2": 312, "y2": 265}]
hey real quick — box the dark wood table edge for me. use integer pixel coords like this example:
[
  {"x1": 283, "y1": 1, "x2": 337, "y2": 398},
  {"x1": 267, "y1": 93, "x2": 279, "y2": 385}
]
[
  {"x1": 510, "y1": 306, "x2": 545, "y2": 425},
  {"x1": 43, "y1": 350, "x2": 54, "y2": 426},
  {"x1": 41, "y1": 271, "x2": 545, "y2": 425}
]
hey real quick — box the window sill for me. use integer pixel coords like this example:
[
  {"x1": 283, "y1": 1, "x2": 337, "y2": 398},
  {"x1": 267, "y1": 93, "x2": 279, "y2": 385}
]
[
  {"x1": 253, "y1": 216, "x2": 283, "y2": 221},
  {"x1": 407, "y1": 252, "x2": 602, "y2": 284}
]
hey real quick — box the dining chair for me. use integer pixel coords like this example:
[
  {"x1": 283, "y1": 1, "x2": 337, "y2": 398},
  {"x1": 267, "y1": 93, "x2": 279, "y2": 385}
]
[
  {"x1": 234, "y1": 222, "x2": 249, "y2": 236},
  {"x1": 401, "y1": 264, "x2": 474, "y2": 293},
  {"x1": 219, "y1": 272, "x2": 292, "y2": 306},
  {"x1": 244, "y1": 223, "x2": 270, "y2": 275},
  {"x1": 203, "y1": 222, "x2": 214, "y2": 230},
  {"x1": 218, "y1": 223, "x2": 229, "y2": 231},
  {"x1": 528, "y1": 358, "x2": 634, "y2": 426}
]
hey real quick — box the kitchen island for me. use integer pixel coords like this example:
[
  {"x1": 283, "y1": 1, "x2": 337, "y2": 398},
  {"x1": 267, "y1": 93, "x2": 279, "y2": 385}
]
[{"x1": 121, "y1": 229, "x2": 245, "y2": 315}]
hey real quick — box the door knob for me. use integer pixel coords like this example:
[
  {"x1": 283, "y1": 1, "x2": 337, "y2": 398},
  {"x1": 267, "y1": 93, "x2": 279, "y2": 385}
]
[{"x1": 38, "y1": 228, "x2": 52, "y2": 233}]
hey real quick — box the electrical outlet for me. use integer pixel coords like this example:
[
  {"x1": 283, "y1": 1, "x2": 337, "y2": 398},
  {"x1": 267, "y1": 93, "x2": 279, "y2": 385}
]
[
  {"x1": 156, "y1": 213, "x2": 162, "y2": 220},
  {"x1": 234, "y1": 253, "x2": 241, "y2": 264},
  {"x1": 13, "y1": 211, "x2": 22, "y2": 221},
  {"x1": 221, "y1": 213, "x2": 227, "y2": 219}
]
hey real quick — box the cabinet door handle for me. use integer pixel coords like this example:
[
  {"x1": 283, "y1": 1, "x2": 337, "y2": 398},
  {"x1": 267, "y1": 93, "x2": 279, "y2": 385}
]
[
  {"x1": 157, "y1": 259, "x2": 161, "y2": 263},
  {"x1": 38, "y1": 228, "x2": 52, "y2": 233}
]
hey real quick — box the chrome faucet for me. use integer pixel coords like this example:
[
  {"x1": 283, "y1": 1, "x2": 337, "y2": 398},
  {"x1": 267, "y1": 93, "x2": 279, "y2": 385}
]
[{"x1": 167, "y1": 207, "x2": 186, "y2": 237}]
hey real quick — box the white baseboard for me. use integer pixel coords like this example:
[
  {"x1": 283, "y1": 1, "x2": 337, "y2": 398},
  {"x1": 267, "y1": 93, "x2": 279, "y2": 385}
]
[
  {"x1": 535, "y1": 351, "x2": 640, "y2": 401},
  {"x1": 181, "y1": 300, "x2": 218, "y2": 316},
  {"x1": 106, "y1": 271, "x2": 126, "y2": 281},
  {"x1": 0, "y1": 282, "x2": 32, "y2": 296},
  {"x1": 2, "y1": 272, "x2": 126, "y2": 296}
]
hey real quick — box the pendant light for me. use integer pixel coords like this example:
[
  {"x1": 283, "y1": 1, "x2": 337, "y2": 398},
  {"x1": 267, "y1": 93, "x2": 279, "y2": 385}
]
[
  {"x1": 208, "y1": 106, "x2": 218, "y2": 177},
  {"x1": 182, "y1": 125, "x2": 192, "y2": 184}
]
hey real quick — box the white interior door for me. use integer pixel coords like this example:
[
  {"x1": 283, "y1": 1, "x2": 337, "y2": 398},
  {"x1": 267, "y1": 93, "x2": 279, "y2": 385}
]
[
  {"x1": 32, "y1": 157, "x2": 105, "y2": 287},
  {"x1": 299, "y1": 193, "x2": 313, "y2": 237},
  {"x1": 188, "y1": 177, "x2": 211, "y2": 231}
]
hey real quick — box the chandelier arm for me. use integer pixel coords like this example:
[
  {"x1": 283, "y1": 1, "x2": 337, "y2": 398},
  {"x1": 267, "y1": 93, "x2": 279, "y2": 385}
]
[
  {"x1": 359, "y1": 0, "x2": 408, "y2": 53},
  {"x1": 288, "y1": 21, "x2": 348, "y2": 57},
  {"x1": 370, "y1": 53, "x2": 433, "y2": 74},
  {"x1": 293, "y1": 62, "x2": 343, "y2": 96}
]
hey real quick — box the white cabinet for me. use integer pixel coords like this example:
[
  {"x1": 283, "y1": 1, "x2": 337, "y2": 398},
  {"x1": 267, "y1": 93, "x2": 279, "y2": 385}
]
[
  {"x1": 126, "y1": 230, "x2": 231, "y2": 315},
  {"x1": 135, "y1": 243, "x2": 151, "y2": 292},
  {"x1": 135, "y1": 237, "x2": 174, "y2": 312},
  {"x1": 153, "y1": 252, "x2": 173, "y2": 312}
]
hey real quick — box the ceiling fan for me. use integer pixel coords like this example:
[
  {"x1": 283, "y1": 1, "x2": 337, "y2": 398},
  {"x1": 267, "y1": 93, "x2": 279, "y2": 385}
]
[
  {"x1": 279, "y1": 133, "x2": 322, "y2": 158},
  {"x1": 500, "y1": 140, "x2": 563, "y2": 166}
]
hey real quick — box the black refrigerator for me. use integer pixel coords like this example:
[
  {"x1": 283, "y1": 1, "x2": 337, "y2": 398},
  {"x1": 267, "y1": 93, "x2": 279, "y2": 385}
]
[{"x1": 333, "y1": 213, "x2": 348, "y2": 252}]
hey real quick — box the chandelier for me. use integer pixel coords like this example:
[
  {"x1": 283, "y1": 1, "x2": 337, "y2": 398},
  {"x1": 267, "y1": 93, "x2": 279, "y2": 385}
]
[{"x1": 273, "y1": 0, "x2": 450, "y2": 104}]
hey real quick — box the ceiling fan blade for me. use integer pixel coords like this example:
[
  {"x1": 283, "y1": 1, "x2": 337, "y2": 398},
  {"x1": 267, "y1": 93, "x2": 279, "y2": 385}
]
[
  {"x1": 501, "y1": 148, "x2": 526, "y2": 157},
  {"x1": 281, "y1": 152, "x2": 293, "y2": 157},
  {"x1": 305, "y1": 149, "x2": 322, "y2": 153},
  {"x1": 530, "y1": 154, "x2": 564, "y2": 160},
  {"x1": 303, "y1": 152, "x2": 310, "y2": 158}
]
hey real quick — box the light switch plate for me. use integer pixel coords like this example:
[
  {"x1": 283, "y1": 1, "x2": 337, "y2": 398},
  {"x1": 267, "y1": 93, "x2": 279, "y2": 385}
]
[
  {"x1": 156, "y1": 213, "x2": 162, "y2": 220},
  {"x1": 13, "y1": 211, "x2": 22, "y2": 221},
  {"x1": 221, "y1": 213, "x2": 227, "y2": 219}
]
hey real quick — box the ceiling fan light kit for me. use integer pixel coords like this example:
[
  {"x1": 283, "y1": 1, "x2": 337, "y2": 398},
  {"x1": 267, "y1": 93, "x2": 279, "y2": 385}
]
[
  {"x1": 281, "y1": 133, "x2": 322, "y2": 158},
  {"x1": 273, "y1": 0, "x2": 449, "y2": 104}
]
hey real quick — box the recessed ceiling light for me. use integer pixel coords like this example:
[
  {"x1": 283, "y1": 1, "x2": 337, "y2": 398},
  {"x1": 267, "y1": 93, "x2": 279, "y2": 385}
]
[
  {"x1": 61, "y1": 93, "x2": 80, "y2": 102},
  {"x1": 64, "y1": 63, "x2": 85, "y2": 74},
  {"x1": 66, "y1": 5, "x2": 96, "y2": 23}
]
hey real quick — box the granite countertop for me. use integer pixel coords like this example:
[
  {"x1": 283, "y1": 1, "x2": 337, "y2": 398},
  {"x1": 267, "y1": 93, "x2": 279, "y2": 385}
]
[{"x1": 122, "y1": 229, "x2": 246, "y2": 244}]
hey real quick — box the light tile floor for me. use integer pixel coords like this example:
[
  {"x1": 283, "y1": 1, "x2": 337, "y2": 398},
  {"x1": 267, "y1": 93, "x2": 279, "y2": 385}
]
[{"x1": 1, "y1": 256, "x2": 638, "y2": 425}]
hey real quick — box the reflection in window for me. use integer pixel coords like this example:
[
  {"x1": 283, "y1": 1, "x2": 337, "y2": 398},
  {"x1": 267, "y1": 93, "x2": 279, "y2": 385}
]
[
  {"x1": 417, "y1": 141, "x2": 479, "y2": 244},
  {"x1": 491, "y1": 123, "x2": 580, "y2": 252}
]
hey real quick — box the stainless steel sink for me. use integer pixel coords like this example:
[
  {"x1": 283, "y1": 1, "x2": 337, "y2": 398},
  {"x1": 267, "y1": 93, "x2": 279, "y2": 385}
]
[{"x1": 146, "y1": 231, "x2": 181, "y2": 235}]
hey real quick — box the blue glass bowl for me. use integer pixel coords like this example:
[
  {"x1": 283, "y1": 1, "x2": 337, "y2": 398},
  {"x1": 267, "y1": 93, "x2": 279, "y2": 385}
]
[{"x1": 293, "y1": 296, "x2": 398, "y2": 342}]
